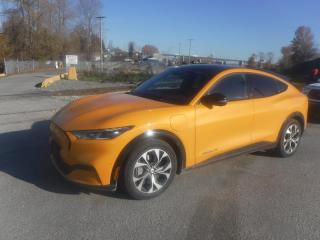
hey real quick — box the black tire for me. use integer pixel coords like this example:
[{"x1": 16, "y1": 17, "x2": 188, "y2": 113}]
[
  {"x1": 275, "y1": 119, "x2": 302, "y2": 158},
  {"x1": 122, "y1": 139, "x2": 177, "y2": 200}
]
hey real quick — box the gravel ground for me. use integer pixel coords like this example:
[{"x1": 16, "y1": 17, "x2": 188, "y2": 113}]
[{"x1": 44, "y1": 79, "x2": 132, "y2": 92}]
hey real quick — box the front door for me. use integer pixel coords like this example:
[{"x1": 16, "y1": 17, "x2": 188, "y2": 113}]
[{"x1": 195, "y1": 74, "x2": 253, "y2": 163}]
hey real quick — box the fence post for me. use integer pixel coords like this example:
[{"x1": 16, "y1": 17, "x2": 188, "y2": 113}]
[
  {"x1": 16, "y1": 58, "x2": 19, "y2": 73},
  {"x1": 3, "y1": 58, "x2": 7, "y2": 75}
]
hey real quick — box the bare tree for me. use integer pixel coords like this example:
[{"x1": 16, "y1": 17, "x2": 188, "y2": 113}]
[
  {"x1": 0, "y1": 34, "x2": 10, "y2": 59},
  {"x1": 0, "y1": 0, "x2": 105, "y2": 60},
  {"x1": 258, "y1": 52, "x2": 265, "y2": 68},
  {"x1": 264, "y1": 52, "x2": 274, "y2": 69},
  {"x1": 55, "y1": 0, "x2": 71, "y2": 34},
  {"x1": 77, "y1": 0, "x2": 102, "y2": 60}
]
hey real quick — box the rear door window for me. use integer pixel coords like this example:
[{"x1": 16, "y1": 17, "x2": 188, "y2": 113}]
[{"x1": 246, "y1": 74, "x2": 286, "y2": 98}]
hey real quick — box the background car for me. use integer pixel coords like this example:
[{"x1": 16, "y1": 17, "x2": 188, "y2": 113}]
[
  {"x1": 50, "y1": 65, "x2": 308, "y2": 199},
  {"x1": 302, "y1": 83, "x2": 320, "y2": 119}
]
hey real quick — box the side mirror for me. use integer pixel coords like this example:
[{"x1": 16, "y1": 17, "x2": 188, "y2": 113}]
[{"x1": 201, "y1": 92, "x2": 228, "y2": 107}]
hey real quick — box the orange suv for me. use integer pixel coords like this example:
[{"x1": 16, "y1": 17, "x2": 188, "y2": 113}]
[{"x1": 50, "y1": 65, "x2": 308, "y2": 199}]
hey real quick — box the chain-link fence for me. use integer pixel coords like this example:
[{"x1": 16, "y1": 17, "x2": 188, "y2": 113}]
[
  {"x1": 1, "y1": 59, "x2": 165, "y2": 76},
  {"x1": 3, "y1": 59, "x2": 57, "y2": 75},
  {"x1": 2, "y1": 57, "x2": 246, "y2": 76},
  {"x1": 77, "y1": 61, "x2": 166, "y2": 75}
]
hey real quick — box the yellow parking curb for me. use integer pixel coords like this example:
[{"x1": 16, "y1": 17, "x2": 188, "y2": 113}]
[
  {"x1": 41, "y1": 67, "x2": 78, "y2": 87},
  {"x1": 0, "y1": 73, "x2": 5, "y2": 78},
  {"x1": 41, "y1": 75, "x2": 62, "y2": 88}
]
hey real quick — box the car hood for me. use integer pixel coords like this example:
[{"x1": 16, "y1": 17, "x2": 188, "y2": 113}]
[{"x1": 52, "y1": 92, "x2": 174, "y2": 131}]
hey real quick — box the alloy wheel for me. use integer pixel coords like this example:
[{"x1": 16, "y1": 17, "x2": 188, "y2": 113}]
[
  {"x1": 283, "y1": 123, "x2": 301, "y2": 154},
  {"x1": 132, "y1": 148, "x2": 172, "y2": 194}
]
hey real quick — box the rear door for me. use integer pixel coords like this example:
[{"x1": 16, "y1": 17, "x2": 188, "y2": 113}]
[{"x1": 246, "y1": 73, "x2": 288, "y2": 143}]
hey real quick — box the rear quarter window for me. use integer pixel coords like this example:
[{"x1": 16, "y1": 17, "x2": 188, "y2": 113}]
[
  {"x1": 246, "y1": 74, "x2": 288, "y2": 98},
  {"x1": 275, "y1": 80, "x2": 288, "y2": 93}
]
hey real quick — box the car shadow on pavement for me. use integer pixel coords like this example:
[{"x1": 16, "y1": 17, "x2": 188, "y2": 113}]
[
  {"x1": 250, "y1": 150, "x2": 276, "y2": 158},
  {"x1": 0, "y1": 120, "x2": 129, "y2": 199}
]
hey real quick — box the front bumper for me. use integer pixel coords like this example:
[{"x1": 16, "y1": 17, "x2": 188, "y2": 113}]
[
  {"x1": 49, "y1": 122, "x2": 121, "y2": 189},
  {"x1": 50, "y1": 146, "x2": 117, "y2": 191}
]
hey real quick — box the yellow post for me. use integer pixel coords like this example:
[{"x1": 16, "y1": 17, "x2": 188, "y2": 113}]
[{"x1": 68, "y1": 67, "x2": 78, "y2": 80}]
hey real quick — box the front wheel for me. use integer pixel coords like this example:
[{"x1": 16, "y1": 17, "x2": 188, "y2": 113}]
[
  {"x1": 275, "y1": 119, "x2": 302, "y2": 157},
  {"x1": 122, "y1": 139, "x2": 177, "y2": 200}
]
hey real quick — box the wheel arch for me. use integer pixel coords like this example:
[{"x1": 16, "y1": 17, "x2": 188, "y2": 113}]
[
  {"x1": 277, "y1": 111, "x2": 305, "y2": 144},
  {"x1": 288, "y1": 112, "x2": 305, "y2": 132},
  {"x1": 110, "y1": 130, "x2": 186, "y2": 184}
]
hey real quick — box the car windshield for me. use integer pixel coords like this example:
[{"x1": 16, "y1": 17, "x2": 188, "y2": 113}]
[{"x1": 129, "y1": 66, "x2": 221, "y2": 104}]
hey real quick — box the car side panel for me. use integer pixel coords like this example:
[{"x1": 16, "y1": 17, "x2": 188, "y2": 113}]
[
  {"x1": 191, "y1": 68, "x2": 308, "y2": 163},
  {"x1": 252, "y1": 87, "x2": 308, "y2": 143},
  {"x1": 251, "y1": 94, "x2": 289, "y2": 142},
  {"x1": 195, "y1": 99, "x2": 254, "y2": 163}
]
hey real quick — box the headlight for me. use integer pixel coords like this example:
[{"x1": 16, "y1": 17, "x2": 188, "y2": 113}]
[{"x1": 73, "y1": 126, "x2": 134, "y2": 140}]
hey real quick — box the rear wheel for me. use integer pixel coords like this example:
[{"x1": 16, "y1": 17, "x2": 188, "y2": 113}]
[
  {"x1": 275, "y1": 119, "x2": 302, "y2": 157},
  {"x1": 122, "y1": 139, "x2": 177, "y2": 200}
]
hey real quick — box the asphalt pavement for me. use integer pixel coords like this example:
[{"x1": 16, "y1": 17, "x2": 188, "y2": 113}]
[{"x1": 0, "y1": 73, "x2": 320, "y2": 240}]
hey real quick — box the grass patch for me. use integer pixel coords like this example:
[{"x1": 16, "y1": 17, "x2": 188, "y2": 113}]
[{"x1": 78, "y1": 71, "x2": 153, "y2": 84}]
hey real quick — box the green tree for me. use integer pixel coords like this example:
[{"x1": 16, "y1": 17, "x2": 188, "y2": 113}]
[
  {"x1": 291, "y1": 26, "x2": 317, "y2": 64},
  {"x1": 128, "y1": 41, "x2": 135, "y2": 58},
  {"x1": 279, "y1": 46, "x2": 293, "y2": 70}
]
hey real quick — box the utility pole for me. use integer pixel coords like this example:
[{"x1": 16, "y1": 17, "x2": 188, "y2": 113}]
[
  {"x1": 96, "y1": 16, "x2": 106, "y2": 71},
  {"x1": 187, "y1": 38, "x2": 194, "y2": 64},
  {"x1": 178, "y1": 42, "x2": 181, "y2": 65}
]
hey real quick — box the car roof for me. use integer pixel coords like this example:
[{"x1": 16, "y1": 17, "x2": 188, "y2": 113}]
[
  {"x1": 246, "y1": 68, "x2": 292, "y2": 82},
  {"x1": 176, "y1": 64, "x2": 290, "y2": 82},
  {"x1": 176, "y1": 64, "x2": 234, "y2": 72}
]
